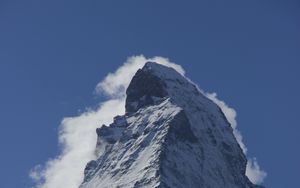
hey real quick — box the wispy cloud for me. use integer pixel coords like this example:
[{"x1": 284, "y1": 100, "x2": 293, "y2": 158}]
[
  {"x1": 246, "y1": 158, "x2": 268, "y2": 184},
  {"x1": 30, "y1": 55, "x2": 266, "y2": 187},
  {"x1": 30, "y1": 99, "x2": 125, "y2": 188}
]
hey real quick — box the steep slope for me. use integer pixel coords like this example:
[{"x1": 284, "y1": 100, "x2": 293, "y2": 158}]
[{"x1": 80, "y1": 62, "x2": 264, "y2": 188}]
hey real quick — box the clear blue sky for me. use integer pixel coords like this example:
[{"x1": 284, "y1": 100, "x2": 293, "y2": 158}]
[{"x1": 0, "y1": 0, "x2": 299, "y2": 187}]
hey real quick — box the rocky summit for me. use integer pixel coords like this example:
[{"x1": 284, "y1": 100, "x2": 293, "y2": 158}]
[{"x1": 80, "y1": 62, "x2": 264, "y2": 188}]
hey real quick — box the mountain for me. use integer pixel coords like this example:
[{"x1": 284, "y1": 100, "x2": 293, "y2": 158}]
[{"x1": 80, "y1": 62, "x2": 264, "y2": 188}]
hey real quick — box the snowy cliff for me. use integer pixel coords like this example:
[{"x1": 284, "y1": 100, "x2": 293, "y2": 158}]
[{"x1": 80, "y1": 62, "x2": 264, "y2": 188}]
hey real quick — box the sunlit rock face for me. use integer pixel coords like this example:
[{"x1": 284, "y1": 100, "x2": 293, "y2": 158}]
[{"x1": 80, "y1": 62, "x2": 264, "y2": 188}]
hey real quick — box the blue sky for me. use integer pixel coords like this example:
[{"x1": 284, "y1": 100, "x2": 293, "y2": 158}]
[{"x1": 0, "y1": 0, "x2": 299, "y2": 187}]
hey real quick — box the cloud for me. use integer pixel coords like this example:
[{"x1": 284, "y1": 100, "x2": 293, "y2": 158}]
[
  {"x1": 30, "y1": 99, "x2": 125, "y2": 188},
  {"x1": 30, "y1": 55, "x2": 265, "y2": 187},
  {"x1": 206, "y1": 92, "x2": 267, "y2": 184},
  {"x1": 246, "y1": 158, "x2": 268, "y2": 184}
]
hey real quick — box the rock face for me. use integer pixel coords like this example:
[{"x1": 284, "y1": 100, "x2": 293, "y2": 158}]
[{"x1": 80, "y1": 62, "x2": 264, "y2": 188}]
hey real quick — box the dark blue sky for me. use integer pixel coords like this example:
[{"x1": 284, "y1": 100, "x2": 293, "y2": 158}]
[{"x1": 0, "y1": 0, "x2": 299, "y2": 187}]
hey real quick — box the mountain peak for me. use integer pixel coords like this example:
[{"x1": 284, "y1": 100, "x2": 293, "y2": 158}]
[
  {"x1": 143, "y1": 61, "x2": 185, "y2": 80},
  {"x1": 125, "y1": 62, "x2": 190, "y2": 113},
  {"x1": 125, "y1": 62, "x2": 169, "y2": 113},
  {"x1": 81, "y1": 62, "x2": 265, "y2": 188}
]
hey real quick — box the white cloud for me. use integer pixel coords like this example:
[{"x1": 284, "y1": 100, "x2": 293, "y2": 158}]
[
  {"x1": 206, "y1": 92, "x2": 267, "y2": 184},
  {"x1": 246, "y1": 158, "x2": 267, "y2": 184},
  {"x1": 30, "y1": 99, "x2": 125, "y2": 188},
  {"x1": 30, "y1": 55, "x2": 265, "y2": 188}
]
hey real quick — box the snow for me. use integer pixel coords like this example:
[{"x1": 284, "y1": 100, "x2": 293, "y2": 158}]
[{"x1": 81, "y1": 99, "x2": 182, "y2": 188}]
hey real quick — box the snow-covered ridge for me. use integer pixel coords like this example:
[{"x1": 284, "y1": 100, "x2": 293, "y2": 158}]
[{"x1": 80, "y1": 62, "x2": 264, "y2": 188}]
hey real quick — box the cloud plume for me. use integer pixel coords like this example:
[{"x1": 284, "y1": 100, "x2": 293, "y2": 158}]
[
  {"x1": 30, "y1": 99, "x2": 125, "y2": 188},
  {"x1": 30, "y1": 55, "x2": 266, "y2": 187}
]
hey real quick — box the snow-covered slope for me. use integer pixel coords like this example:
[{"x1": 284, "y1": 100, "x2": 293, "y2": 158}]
[{"x1": 80, "y1": 62, "x2": 264, "y2": 188}]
